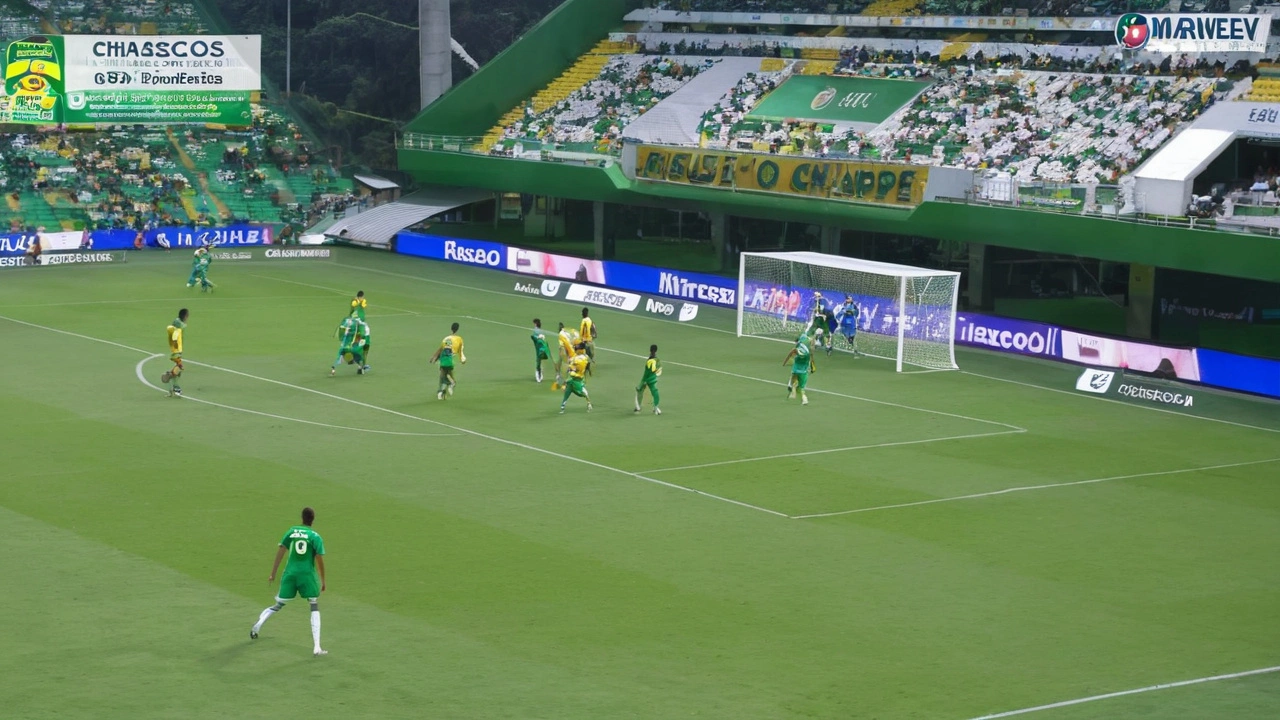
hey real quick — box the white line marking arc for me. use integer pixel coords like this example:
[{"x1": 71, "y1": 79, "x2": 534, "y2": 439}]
[
  {"x1": 133, "y1": 354, "x2": 459, "y2": 438},
  {"x1": 965, "y1": 664, "x2": 1280, "y2": 719},
  {"x1": 0, "y1": 314, "x2": 786, "y2": 518}
]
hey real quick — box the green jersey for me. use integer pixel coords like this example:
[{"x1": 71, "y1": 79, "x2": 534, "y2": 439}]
[
  {"x1": 792, "y1": 341, "x2": 812, "y2": 374},
  {"x1": 280, "y1": 525, "x2": 325, "y2": 576},
  {"x1": 532, "y1": 329, "x2": 549, "y2": 354},
  {"x1": 641, "y1": 356, "x2": 661, "y2": 384},
  {"x1": 191, "y1": 252, "x2": 203, "y2": 268},
  {"x1": 338, "y1": 317, "x2": 363, "y2": 347}
]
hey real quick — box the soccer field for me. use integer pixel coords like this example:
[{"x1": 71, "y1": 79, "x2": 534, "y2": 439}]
[{"x1": 1, "y1": 249, "x2": 1278, "y2": 720}]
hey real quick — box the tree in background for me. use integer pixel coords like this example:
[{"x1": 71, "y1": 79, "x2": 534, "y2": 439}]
[{"x1": 212, "y1": 0, "x2": 562, "y2": 167}]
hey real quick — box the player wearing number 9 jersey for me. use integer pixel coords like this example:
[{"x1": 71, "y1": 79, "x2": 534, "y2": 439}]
[{"x1": 251, "y1": 507, "x2": 328, "y2": 655}]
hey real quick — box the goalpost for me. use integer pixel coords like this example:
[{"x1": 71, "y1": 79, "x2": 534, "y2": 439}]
[{"x1": 736, "y1": 251, "x2": 961, "y2": 372}]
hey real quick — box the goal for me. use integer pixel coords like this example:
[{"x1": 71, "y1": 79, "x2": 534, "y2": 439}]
[{"x1": 736, "y1": 251, "x2": 960, "y2": 372}]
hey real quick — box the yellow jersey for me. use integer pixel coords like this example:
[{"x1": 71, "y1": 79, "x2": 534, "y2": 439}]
[
  {"x1": 568, "y1": 353, "x2": 590, "y2": 379},
  {"x1": 439, "y1": 334, "x2": 464, "y2": 364},
  {"x1": 580, "y1": 316, "x2": 595, "y2": 342},
  {"x1": 166, "y1": 319, "x2": 185, "y2": 356},
  {"x1": 558, "y1": 330, "x2": 575, "y2": 358}
]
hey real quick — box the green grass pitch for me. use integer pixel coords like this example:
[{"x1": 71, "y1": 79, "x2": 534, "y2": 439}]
[{"x1": 1, "y1": 249, "x2": 1278, "y2": 719}]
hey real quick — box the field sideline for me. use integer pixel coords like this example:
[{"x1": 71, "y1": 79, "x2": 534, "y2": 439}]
[{"x1": 1, "y1": 249, "x2": 1277, "y2": 719}]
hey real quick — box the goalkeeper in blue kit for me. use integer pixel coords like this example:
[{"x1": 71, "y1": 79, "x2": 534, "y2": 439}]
[{"x1": 835, "y1": 295, "x2": 860, "y2": 355}]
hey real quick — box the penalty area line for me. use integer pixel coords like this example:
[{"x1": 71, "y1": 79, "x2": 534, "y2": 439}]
[
  {"x1": 133, "y1": 354, "x2": 459, "y2": 438},
  {"x1": 639, "y1": 429, "x2": 1026, "y2": 474},
  {"x1": 965, "y1": 664, "x2": 1280, "y2": 719},
  {"x1": 792, "y1": 457, "x2": 1280, "y2": 520}
]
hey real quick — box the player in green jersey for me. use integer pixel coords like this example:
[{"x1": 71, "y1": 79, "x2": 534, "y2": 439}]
[
  {"x1": 251, "y1": 507, "x2": 328, "y2": 656},
  {"x1": 186, "y1": 246, "x2": 215, "y2": 292},
  {"x1": 782, "y1": 333, "x2": 815, "y2": 405},
  {"x1": 634, "y1": 344, "x2": 662, "y2": 415},
  {"x1": 330, "y1": 315, "x2": 370, "y2": 376},
  {"x1": 531, "y1": 318, "x2": 551, "y2": 383}
]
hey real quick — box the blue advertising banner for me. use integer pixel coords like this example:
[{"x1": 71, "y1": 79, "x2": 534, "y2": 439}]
[
  {"x1": 3, "y1": 226, "x2": 274, "y2": 255},
  {"x1": 148, "y1": 225, "x2": 273, "y2": 248},
  {"x1": 396, "y1": 233, "x2": 506, "y2": 269},
  {"x1": 89, "y1": 229, "x2": 142, "y2": 251},
  {"x1": 1197, "y1": 349, "x2": 1280, "y2": 399},
  {"x1": 397, "y1": 231, "x2": 738, "y2": 307},
  {"x1": 0, "y1": 233, "x2": 38, "y2": 257},
  {"x1": 606, "y1": 261, "x2": 736, "y2": 308},
  {"x1": 955, "y1": 312, "x2": 1063, "y2": 359}
]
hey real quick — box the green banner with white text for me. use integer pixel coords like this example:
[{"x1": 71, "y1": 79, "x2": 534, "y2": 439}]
[{"x1": 0, "y1": 34, "x2": 260, "y2": 125}]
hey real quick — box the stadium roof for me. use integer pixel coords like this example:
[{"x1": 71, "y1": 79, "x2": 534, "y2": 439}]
[
  {"x1": 354, "y1": 174, "x2": 401, "y2": 191},
  {"x1": 325, "y1": 186, "x2": 490, "y2": 247},
  {"x1": 1133, "y1": 128, "x2": 1235, "y2": 184}
]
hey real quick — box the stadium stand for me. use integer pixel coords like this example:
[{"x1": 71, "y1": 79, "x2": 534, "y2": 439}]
[
  {"x1": 482, "y1": 51, "x2": 719, "y2": 156},
  {"x1": 37, "y1": 0, "x2": 210, "y2": 35},
  {"x1": 475, "y1": 23, "x2": 1226, "y2": 183},
  {"x1": 865, "y1": 69, "x2": 1215, "y2": 182},
  {"x1": 0, "y1": 1, "x2": 356, "y2": 232},
  {"x1": 0, "y1": 107, "x2": 355, "y2": 232}
]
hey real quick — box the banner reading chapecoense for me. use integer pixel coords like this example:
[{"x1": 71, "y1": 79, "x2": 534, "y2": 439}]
[
  {"x1": 1, "y1": 34, "x2": 260, "y2": 125},
  {"x1": 635, "y1": 145, "x2": 928, "y2": 207}
]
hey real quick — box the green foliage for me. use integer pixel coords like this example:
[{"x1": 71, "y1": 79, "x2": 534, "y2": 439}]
[{"x1": 209, "y1": 0, "x2": 564, "y2": 167}]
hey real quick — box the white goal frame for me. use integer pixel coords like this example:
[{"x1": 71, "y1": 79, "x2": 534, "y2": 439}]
[{"x1": 736, "y1": 251, "x2": 961, "y2": 372}]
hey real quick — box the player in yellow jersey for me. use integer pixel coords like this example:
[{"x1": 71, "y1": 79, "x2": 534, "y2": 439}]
[
  {"x1": 559, "y1": 343, "x2": 593, "y2": 414},
  {"x1": 349, "y1": 291, "x2": 367, "y2": 321},
  {"x1": 579, "y1": 307, "x2": 597, "y2": 375},
  {"x1": 159, "y1": 308, "x2": 189, "y2": 397},
  {"x1": 429, "y1": 322, "x2": 466, "y2": 400},
  {"x1": 553, "y1": 322, "x2": 576, "y2": 388}
]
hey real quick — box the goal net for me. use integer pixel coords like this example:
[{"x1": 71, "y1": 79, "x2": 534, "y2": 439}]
[{"x1": 736, "y1": 251, "x2": 960, "y2": 372}]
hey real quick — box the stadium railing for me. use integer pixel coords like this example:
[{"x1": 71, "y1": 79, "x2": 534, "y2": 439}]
[{"x1": 398, "y1": 132, "x2": 619, "y2": 166}]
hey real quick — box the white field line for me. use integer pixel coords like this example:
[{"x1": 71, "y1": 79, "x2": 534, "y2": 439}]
[
  {"x1": 792, "y1": 457, "x2": 1280, "y2": 520},
  {"x1": 0, "y1": 314, "x2": 787, "y2": 518},
  {"x1": 640, "y1": 429, "x2": 1027, "y2": 474},
  {"x1": 249, "y1": 273, "x2": 423, "y2": 316},
  {"x1": 182, "y1": 357, "x2": 788, "y2": 517},
  {"x1": 965, "y1": 664, "x2": 1280, "y2": 719},
  {"x1": 0, "y1": 295, "x2": 334, "y2": 309},
  {"x1": 961, "y1": 370, "x2": 1280, "y2": 435},
  {"x1": 458, "y1": 315, "x2": 1026, "y2": 432},
  {"x1": 133, "y1": 354, "x2": 459, "y2": 437}
]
